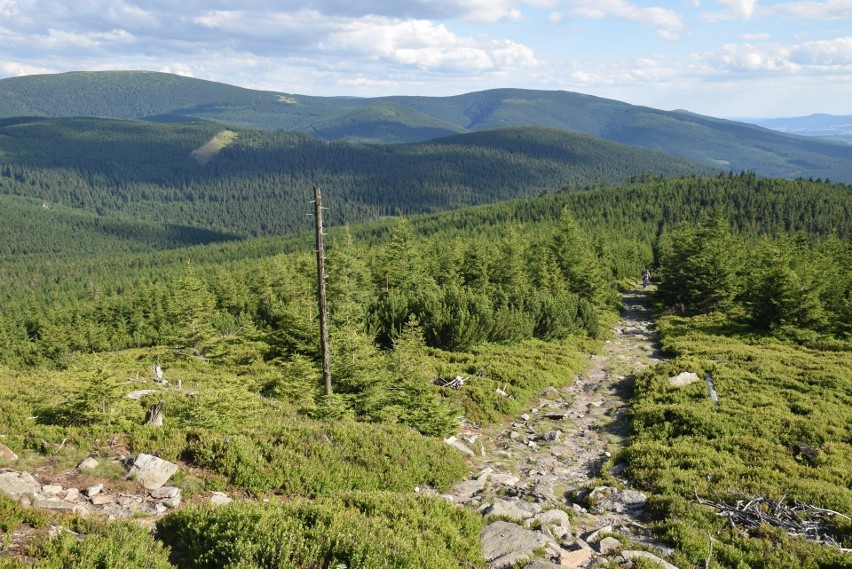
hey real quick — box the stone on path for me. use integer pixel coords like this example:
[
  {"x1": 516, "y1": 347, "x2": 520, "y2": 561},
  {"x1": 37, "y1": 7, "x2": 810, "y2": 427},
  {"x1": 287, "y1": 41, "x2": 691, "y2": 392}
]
[
  {"x1": 64, "y1": 488, "x2": 80, "y2": 501},
  {"x1": 558, "y1": 546, "x2": 594, "y2": 567},
  {"x1": 42, "y1": 484, "x2": 63, "y2": 496},
  {"x1": 90, "y1": 494, "x2": 114, "y2": 506},
  {"x1": 532, "y1": 509, "x2": 570, "y2": 528},
  {"x1": 0, "y1": 471, "x2": 40, "y2": 499},
  {"x1": 485, "y1": 497, "x2": 542, "y2": 522},
  {"x1": 620, "y1": 550, "x2": 679, "y2": 569},
  {"x1": 523, "y1": 562, "x2": 563, "y2": 569},
  {"x1": 491, "y1": 472, "x2": 520, "y2": 486},
  {"x1": 0, "y1": 443, "x2": 18, "y2": 462},
  {"x1": 481, "y1": 521, "x2": 552, "y2": 564},
  {"x1": 126, "y1": 453, "x2": 178, "y2": 490},
  {"x1": 598, "y1": 536, "x2": 621, "y2": 554},
  {"x1": 84, "y1": 483, "x2": 103, "y2": 497}
]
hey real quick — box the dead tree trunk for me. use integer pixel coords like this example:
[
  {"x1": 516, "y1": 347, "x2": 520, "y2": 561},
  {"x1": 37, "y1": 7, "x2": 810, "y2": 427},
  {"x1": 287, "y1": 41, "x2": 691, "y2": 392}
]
[
  {"x1": 147, "y1": 401, "x2": 164, "y2": 427},
  {"x1": 313, "y1": 186, "x2": 332, "y2": 396}
]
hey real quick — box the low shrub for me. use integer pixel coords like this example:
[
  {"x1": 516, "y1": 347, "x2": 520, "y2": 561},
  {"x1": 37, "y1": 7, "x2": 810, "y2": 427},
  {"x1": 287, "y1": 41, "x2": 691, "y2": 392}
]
[{"x1": 157, "y1": 492, "x2": 484, "y2": 569}]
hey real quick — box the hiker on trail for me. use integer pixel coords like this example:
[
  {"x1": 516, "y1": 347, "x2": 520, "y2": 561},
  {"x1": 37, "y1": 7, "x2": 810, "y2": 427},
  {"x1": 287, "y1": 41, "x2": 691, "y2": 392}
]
[{"x1": 642, "y1": 270, "x2": 651, "y2": 288}]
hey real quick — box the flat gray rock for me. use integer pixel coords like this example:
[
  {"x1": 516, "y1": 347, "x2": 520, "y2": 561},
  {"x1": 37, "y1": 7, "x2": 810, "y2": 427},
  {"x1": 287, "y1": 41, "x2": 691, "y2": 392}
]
[
  {"x1": 0, "y1": 471, "x2": 40, "y2": 499},
  {"x1": 126, "y1": 453, "x2": 178, "y2": 490},
  {"x1": 621, "y1": 550, "x2": 678, "y2": 569},
  {"x1": 444, "y1": 436, "x2": 475, "y2": 457},
  {"x1": 481, "y1": 521, "x2": 552, "y2": 562},
  {"x1": 533, "y1": 509, "x2": 570, "y2": 528},
  {"x1": 486, "y1": 498, "x2": 542, "y2": 522},
  {"x1": 33, "y1": 498, "x2": 82, "y2": 513}
]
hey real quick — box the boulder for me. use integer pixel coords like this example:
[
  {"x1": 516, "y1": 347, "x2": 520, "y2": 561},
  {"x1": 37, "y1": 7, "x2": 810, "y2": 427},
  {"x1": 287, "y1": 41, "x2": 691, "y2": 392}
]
[
  {"x1": 668, "y1": 372, "x2": 700, "y2": 387},
  {"x1": 42, "y1": 484, "x2": 63, "y2": 496},
  {"x1": 209, "y1": 492, "x2": 233, "y2": 506},
  {"x1": 0, "y1": 471, "x2": 40, "y2": 499},
  {"x1": 84, "y1": 483, "x2": 103, "y2": 497},
  {"x1": 481, "y1": 521, "x2": 552, "y2": 563},
  {"x1": 64, "y1": 488, "x2": 80, "y2": 501},
  {"x1": 126, "y1": 453, "x2": 178, "y2": 490},
  {"x1": 77, "y1": 457, "x2": 99, "y2": 471},
  {"x1": 0, "y1": 443, "x2": 18, "y2": 462},
  {"x1": 152, "y1": 486, "x2": 181, "y2": 508},
  {"x1": 598, "y1": 536, "x2": 621, "y2": 554}
]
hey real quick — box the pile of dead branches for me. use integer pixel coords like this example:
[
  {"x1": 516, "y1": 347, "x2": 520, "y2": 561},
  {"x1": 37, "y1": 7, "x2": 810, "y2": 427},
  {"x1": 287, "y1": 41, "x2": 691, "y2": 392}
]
[{"x1": 695, "y1": 490, "x2": 851, "y2": 552}]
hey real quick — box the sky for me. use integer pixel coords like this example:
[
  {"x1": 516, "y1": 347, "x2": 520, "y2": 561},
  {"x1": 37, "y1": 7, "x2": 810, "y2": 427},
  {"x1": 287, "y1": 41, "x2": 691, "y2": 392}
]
[{"x1": 1, "y1": 0, "x2": 850, "y2": 118}]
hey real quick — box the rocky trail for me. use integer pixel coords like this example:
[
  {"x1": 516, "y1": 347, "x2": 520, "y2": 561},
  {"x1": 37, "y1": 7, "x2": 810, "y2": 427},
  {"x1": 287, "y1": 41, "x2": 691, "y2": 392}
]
[{"x1": 445, "y1": 287, "x2": 676, "y2": 568}]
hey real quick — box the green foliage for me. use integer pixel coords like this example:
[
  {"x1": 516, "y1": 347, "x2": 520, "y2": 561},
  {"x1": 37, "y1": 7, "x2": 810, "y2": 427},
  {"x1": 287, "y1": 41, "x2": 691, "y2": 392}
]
[
  {"x1": 656, "y1": 210, "x2": 742, "y2": 313},
  {"x1": 25, "y1": 520, "x2": 174, "y2": 569},
  {"x1": 187, "y1": 418, "x2": 468, "y2": 497},
  {"x1": 157, "y1": 492, "x2": 484, "y2": 569},
  {"x1": 624, "y1": 312, "x2": 852, "y2": 564}
]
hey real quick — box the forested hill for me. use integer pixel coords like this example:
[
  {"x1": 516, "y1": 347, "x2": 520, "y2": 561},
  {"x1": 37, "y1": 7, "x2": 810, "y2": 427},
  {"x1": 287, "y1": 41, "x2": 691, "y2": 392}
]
[
  {"x1": 0, "y1": 117, "x2": 715, "y2": 238},
  {"x1": 2, "y1": 71, "x2": 851, "y2": 182}
]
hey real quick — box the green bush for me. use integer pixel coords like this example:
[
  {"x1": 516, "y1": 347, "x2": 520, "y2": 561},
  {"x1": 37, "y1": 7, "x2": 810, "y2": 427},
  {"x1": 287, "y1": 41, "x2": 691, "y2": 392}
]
[
  {"x1": 25, "y1": 520, "x2": 174, "y2": 569},
  {"x1": 187, "y1": 419, "x2": 468, "y2": 497},
  {"x1": 157, "y1": 492, "x2": 484, "y2": 569}
]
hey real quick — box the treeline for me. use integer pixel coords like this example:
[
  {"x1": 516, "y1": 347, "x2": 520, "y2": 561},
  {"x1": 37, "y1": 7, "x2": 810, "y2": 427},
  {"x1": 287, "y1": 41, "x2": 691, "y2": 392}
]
[
  {"x1": 656, "y1": 211, "x2": 851, "y2": 338},
  {"x1": 2, "y1": 174, "x2": 849, "y2": 360}
]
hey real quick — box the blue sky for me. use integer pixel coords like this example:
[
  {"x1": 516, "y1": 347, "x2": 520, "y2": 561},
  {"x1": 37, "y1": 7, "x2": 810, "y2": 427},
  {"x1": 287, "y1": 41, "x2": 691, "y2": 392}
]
[{"x1": 1, "y1": 0, "x2": 850, "y2": 118}]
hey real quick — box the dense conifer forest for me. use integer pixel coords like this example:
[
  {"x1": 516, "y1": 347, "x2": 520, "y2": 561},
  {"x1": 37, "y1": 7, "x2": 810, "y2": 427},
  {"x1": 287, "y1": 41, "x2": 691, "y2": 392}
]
[{"x1": 0, "y1": 97, "x2": 850, "y2": 568}]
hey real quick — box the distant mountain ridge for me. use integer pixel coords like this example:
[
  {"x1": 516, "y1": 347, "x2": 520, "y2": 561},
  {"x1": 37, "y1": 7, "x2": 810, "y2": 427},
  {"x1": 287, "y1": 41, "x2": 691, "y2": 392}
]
[
  {"x1": 1, "y1": 71, "x2": 851, "y2": 182},
  {"x1": 746, "y1": 114, "x2": 852, "y2": 143}
]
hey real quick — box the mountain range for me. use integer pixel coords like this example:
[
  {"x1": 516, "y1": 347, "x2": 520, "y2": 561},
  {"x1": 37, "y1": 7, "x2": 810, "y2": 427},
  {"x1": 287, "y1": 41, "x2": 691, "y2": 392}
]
[{"x1": 1, "y1": 71, "x2": 851, "y2": 183}]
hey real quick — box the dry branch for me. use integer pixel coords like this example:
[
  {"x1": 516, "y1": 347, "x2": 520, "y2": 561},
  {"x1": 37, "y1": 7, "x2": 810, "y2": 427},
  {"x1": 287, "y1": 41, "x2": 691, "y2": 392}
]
[{"x1": 695, "y1": 490, "x2": 851, "y2": 552}]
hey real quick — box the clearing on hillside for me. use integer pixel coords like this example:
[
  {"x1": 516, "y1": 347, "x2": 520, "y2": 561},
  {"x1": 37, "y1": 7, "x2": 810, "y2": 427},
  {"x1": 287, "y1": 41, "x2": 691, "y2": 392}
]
[{"x1": 191, "y1": 130, "x2": 237, "y2": 164}]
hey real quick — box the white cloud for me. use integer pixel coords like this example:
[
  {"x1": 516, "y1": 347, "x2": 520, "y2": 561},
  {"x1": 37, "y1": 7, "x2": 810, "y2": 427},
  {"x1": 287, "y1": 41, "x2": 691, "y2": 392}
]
[
  {"x1": 329, "y1": 17, "x2": 538, "y2": 72},
  {"x1": 705, "y1": 37, "x2": 852, "y2": 72},
  {"x1": 767, "y1": 0, "x2": 852, "y2": 20},
  {"x1": 791, "y1": 37, "x2": 852, "y2": 65},
  {"x1": 701, "y1": 0, "x2": 758, "y2": 21},
  {"x1": 552, "y1": 0, "x2": 683, "y2": 32}
]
